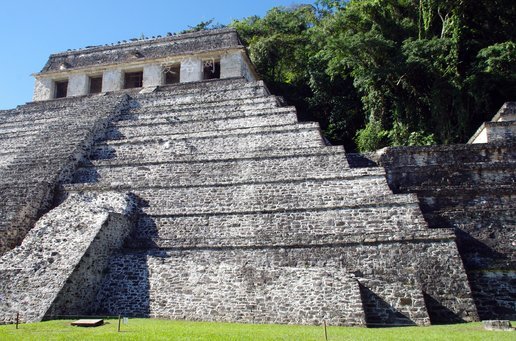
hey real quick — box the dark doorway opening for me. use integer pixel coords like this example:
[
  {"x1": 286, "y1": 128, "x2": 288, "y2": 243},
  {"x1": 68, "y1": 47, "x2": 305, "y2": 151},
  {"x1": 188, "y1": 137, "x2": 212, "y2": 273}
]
[
  {"x1": 124, "y1": 71, "x2": 143, "y2": 89},
  {"x1": 89, "y1": 76, "x2": 103, "y2": 94},
  {"x1": 164, "y1": 65, "x2": 180, "y2": 84},
  {"x1": 203, "y1": 60, "x2": 220, "y2": 80},
  {"x1": 55, "y1": 80, "x2": 68, "y2": 98}
]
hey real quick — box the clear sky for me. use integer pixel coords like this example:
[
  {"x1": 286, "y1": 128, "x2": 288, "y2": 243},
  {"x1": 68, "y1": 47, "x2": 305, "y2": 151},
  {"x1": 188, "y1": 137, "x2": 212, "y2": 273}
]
[{"x1": 0, "y1": 0, "x2": 315, "y2": 110}]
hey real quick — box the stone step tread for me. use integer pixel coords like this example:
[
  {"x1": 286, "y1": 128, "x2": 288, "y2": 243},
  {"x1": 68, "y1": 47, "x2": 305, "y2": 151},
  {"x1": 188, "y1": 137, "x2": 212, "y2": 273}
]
[
  {"x1": 424, "y1": 207, "x2": 516, "y2": 217},
  {"x1": 140, "y1": 83, "x2": 265, "y2": 101},
  {"x1": 129, "y1": 94, "x2": 277, "y2": 112},
  {"x1": 130, "y1": 93, "x2": 277, "y2": 108},
  {"x1": 70, "y1": 169, "x2": 387, "y2": 189},
  {"x1": 122, "y1": 100, "x2": 281, "y2": 120},
  {"x1": 120, "y1": 228, "x2": 452, "y2": 251},
  {"x1": 0, "y1": 112, "x2": 99, "y2": 125},
  {"x1": 76, "y1": 149, "x2": 350, "y2": 169},
  {"x1": 422, "y1": 202, "x2": 516, "y2": 216},
  {"x1": 135, "y1": 79, "x2": 264, "y2": 98},
  {"x1": 135, "y1": 82, "x2": 267, "y2": 99},
  {"x1": 114, "y1": 107, "x2": 298, "y2": 127},
  {"x1": 129, "y1": 205, "x2": 429, "y2": 244},
  {"x1": 132, "y1": 90, "x2": 270, "y2": 109},
  {"x1": 90, "y1": 130, "x2": 324, "y2": 160},
  {"x1": 63, "y1": 184, "x2": 418, "y2": 216},
  {"x1": 105, "y1": 116, "x2": 299, "y2": 140},
  {"x1": 85, "y1": 146, "x2": 348, "y2": 167},
  {"x1": 66, "y1": 171, "x2": 390, "y2": 190},
  {"x1": 386, "y1": 161, "x2": 516, "y2": 171},
  {"x1": 97, "y1": 122, "x2": 321, "y2": 146},
  {"x1": 124, "y1": 228, "x2": 444, "y2": 249},
  {"x1": 420, "y1": 200, "x2": 515, "y2": 213},
  {"x1": 0, "y1": 116, "x2": 69, "y2": 132},
  {"x1": 398, "y1": 184, "x2": 516, "y2": 194}
]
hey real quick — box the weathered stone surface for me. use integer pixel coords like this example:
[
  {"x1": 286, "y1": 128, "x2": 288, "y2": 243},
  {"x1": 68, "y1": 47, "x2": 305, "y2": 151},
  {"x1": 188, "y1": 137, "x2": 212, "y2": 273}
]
[
  {"x1": 0, "y1": 192, "x2": 135, "y2": 323},
  {"x1": 1, "y1": 46, "x2": 488, "y2": 326},
  {"x1": 0, "y1": 94, "x2": 130, "y2": 256},
  {"x1": 96, "y1": 252, "x2": 365, "y2": 325},
  {"x1": 62, "y1": 79, "x2": 477, "y2": 325},
  {"x1": 41, "y1": 28, "x2": 242, "y2": 73},
  {"x1": 102, "y1": 69, "x2": 123, "y2": 92},
  {"x1": 482, "y1": 320, "x2": 513, "y2": 331},
  {"x1": 68, "y1": 74, "x2": 89, "y2": 97},
  {"x1": 357, "y1": 106, "x2": 516, "y2": 320},
  {"x1": 32, "y1": 78, "x2": 53, "y2": 101},
  {"x1": 469, "y1": 102, "x2": 516, "y2": 144}
]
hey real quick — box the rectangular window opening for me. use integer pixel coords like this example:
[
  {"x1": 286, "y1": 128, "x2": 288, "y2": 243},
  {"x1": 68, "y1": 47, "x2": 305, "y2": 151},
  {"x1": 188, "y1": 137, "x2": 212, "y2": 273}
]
[
  {"x1": 89, "y1": 76, "x2": 103, "y2": 94},
  {"x1": 124, "y1": 71, "x2": 143, "y2": 89},
  {"x1": 203, "y1": 60, "x2": 220, "y2": 80},
  {"x1": 164, "y1": 65, "x2": 181, "y2": 84},
  {"x1": 55, "y1": 80, "x2": 68, "y2": 98}
]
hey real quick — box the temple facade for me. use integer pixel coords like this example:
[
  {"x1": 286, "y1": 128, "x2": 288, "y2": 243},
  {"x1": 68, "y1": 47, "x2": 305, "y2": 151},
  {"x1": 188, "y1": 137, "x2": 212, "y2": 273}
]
[{"x1": 32, "y1": 28, "x2": 257, "y2": 101}]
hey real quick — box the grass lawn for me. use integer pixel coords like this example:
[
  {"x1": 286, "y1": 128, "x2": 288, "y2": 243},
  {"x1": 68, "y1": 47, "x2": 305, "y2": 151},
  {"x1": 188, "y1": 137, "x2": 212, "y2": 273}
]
[{"x1": 0, "y1": 319, "x2": 514, "y2": 340}]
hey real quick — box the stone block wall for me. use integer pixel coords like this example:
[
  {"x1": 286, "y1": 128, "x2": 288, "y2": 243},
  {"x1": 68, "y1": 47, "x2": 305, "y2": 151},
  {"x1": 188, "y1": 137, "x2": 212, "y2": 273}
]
[
  {"x1": 2, "y1": 78, "x2": 481, "y2": 326},
  {"x1": 361, "y1": 130, "x2": 515, "y2": 320},
  {"x1": 0, "y1": 192, "x2": 135, "y2": 323},
  {"x1": 0, "y1": 94, "x2": 130, "y2": 256},
  {"x1": 59, "y1": 79, "x2": 478, "y2": 325},
  {"x1": 96, "y1": 251, "x2": 366, "y2": 325},
  {"x1": 94, "y1": 235, "x2": 475, "y2": 325}
]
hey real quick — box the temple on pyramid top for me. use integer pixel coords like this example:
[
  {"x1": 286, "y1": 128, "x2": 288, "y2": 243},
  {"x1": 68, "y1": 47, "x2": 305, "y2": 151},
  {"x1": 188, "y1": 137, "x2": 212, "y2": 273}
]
[{"x1": 32, "y1": 28, "x2": 258, "y2": 101}]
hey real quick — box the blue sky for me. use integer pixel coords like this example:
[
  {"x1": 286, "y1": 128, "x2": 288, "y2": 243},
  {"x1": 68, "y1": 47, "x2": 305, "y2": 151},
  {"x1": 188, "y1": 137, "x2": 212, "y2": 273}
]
[{"x1": 0, "y1": 0, "x2": 315, "y2": 109}]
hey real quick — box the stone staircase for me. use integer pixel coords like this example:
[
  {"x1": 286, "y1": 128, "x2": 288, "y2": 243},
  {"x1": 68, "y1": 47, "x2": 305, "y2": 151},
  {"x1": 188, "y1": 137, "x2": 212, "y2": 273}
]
[
  {"x1": 0, "y1": 94, "x2": 130, "y2": 255},
  {"x1": 61, "y1": 78, "x2": 477, "y2": 325}
]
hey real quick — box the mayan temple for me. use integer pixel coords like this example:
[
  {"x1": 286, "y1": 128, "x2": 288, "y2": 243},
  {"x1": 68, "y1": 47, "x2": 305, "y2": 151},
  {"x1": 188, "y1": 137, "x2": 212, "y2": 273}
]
[{"x1": 0, "y1": 28, "x2": 514, "y2": 326}]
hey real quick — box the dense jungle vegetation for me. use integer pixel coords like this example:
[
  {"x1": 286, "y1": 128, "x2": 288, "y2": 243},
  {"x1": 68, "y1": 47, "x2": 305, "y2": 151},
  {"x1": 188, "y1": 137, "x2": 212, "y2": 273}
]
[{"x1": 217, "y1": 0, "x2": 515, "y2": 151}]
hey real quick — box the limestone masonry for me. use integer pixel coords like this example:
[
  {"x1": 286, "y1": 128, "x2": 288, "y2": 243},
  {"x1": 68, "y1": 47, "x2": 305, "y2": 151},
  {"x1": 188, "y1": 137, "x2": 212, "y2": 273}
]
[{"x1": 0, "y1": 28, "x2": 514, "y2": 325}]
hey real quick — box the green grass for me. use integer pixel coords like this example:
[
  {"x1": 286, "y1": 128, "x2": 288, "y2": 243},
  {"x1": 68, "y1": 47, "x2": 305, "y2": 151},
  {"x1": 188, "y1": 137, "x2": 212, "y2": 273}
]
[{"x1": 0, "y1": 319, "x2": 514, "y2": 340}]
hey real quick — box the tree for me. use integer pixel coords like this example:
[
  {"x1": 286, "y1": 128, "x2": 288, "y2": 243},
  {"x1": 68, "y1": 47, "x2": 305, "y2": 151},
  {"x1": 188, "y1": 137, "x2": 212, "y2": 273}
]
[{"x1": 230, "y1": 0, "x2": 516, "y2": 151}]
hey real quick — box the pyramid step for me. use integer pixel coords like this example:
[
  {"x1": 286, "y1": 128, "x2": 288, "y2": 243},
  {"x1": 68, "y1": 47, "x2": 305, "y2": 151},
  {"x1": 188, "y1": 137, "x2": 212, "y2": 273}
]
[
  {"x1": 417, "y1": 190, "x2": 515, "y2": 213},
  {"x1": 127, "y1": 96, "x2": 280, "y2": 117},
  {"x1": 86, "y1": 146, "x2": 347, "y2": 167},
  {"x1": 115, "y1": 106, "x2": 297, "y2": 127},
  {"x1": 106, "y1": 110, "x2": 299, "y2": 140},
  {"x1": 134, "y1": 84, "x2": 269, "y2": 108},
  {"x1": 134, "y1": 79, "x2": 265, "y2": 101},
  {"x1": 73, "y1": 152, "x2": 376, "y2": 186},
  {"x1": 91, "y1": 123, "x2": 325, "y2": 160},
  {"x1": 358, "y1": 278, "x2": 430, "y2": 326},
  {"x1": 379, "y1": 142, "x2": 516, "y2": 167},
  {"x1": 386, "y1": 161, "x2": 516, "y2": 188},
  {"x1": 95, "y1": 251, "x2": 365, "y2": 325},
  {"x1": 126, "y1": 203, "x2": 428, "y2": 248},
  {"x1": 65, "y1": 178, "x2": 416, "y2": 216}
]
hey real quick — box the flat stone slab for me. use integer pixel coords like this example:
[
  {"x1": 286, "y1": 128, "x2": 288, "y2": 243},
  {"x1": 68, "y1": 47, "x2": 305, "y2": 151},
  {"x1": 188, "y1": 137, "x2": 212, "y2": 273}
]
[
  {"x1": 71, "y1": 319, "x2": 104, "y2": 327},
  {"x1": 482, "y1": 320, "x2": 513, "y2": 331}
]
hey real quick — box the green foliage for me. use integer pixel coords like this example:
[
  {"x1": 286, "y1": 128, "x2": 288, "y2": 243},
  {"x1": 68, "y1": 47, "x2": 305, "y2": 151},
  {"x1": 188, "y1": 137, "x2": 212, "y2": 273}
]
[
  {"x1": 355, "y1": 120, "x2": 389, "y2": 152},
  {"x1": 180, "y1": 19, "x2": 225, "y2": 34},
  {"x1": 476, "y1": 41, "x2": 516, "y2": 78},
  {"x1": 231, "y1": 0, "x2": 516, "y2": 151},
  {"x1": 387, "y1": 120, "x2": 436, "y2": 147}
]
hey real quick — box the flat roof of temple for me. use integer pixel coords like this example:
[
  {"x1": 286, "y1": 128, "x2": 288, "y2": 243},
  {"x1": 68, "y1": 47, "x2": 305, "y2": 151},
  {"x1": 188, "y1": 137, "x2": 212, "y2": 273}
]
[{"x1": 40, "y1": 28, "x2": 243, "y2": 74}]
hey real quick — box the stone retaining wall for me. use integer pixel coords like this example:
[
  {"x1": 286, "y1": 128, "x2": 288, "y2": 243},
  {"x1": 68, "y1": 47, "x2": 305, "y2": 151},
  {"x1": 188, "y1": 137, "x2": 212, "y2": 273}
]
[
  {"x1": 0, "y1": 192, "x2": 135, "y2": 323},
  {"x1": 371, "y1": 140, "x2": 515, "y2": 320}
]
